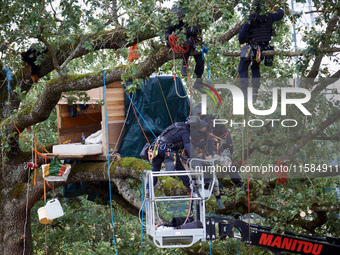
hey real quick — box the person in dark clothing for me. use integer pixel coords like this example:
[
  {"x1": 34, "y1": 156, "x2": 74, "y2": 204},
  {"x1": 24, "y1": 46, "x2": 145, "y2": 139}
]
[
  {"x1": 166, "y1": 3, "x2": 205, "y2": 92},
  {"x1": 192, "y1": 120, "x2": 226, "y2": 209},
  {"x1": 148, "y1": 116, "x2": 201, "y2": 196},
  {"x1": 21, "y1": 45, "x2": 48, "y2": 83},
  {"x1": 193, "y1": 103, "x2": 249, "y2": 195},
  {"x1": 192, "y1": 120, "x2": 213, "y2": 159},
  {"x1": 238, "y1": 2, "x2": 284, "y2": 100}
]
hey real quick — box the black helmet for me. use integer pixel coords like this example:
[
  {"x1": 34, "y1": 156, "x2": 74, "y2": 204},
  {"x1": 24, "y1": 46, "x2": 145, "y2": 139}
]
[{"x1": 186, "y1": 116, "x2": 201, "y2": 130}]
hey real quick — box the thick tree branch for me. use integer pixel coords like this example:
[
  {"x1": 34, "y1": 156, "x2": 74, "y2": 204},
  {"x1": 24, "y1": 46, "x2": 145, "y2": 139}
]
[
  {"x1": 10, "y1": 45, "x2": 170, "y2": 134},
  {"x1": 222, "y1": 47, "x2": 340, "y2": 57},
  {"x1": 313, "y1": 136, "x2": 340, "y2": 141},
  {"x1": 281, "y1": 111, "x2": 340, "y2": 161},
  {"x1": 306, "y1": 14, "x2": 339, "y2": 80},
  {"x1": 311, "y1": 70, "x2": 340, "y2": 95},
  {"x1": 218, "y1": 21, "x2": 243, "y2": 44}
]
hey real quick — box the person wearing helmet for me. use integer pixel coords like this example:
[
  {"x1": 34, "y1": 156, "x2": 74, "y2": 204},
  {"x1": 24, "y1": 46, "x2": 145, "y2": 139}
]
[
  {"x1": 193, "y1": 103, "x2": 249, "y2": 196},
  {"x1": 238, "y1": 1, "x2": 284, "y2": 100},
  {"x1": 166, "y1": 2, "x2": 205, "y2": 93},
  {"x1": 147, "y1": 116, "x2": 201, "y2": 196},
  {"x1": 191, "y1": 119, "x2": 226, "y2": 209}
]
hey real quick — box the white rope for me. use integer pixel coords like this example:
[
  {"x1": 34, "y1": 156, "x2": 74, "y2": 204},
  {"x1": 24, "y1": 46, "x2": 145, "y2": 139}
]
[
  {"x1": 172, "y1": 51, "x2": 188, "y2": 98},
  {"x1": 23, "y1": 132, "x2": 33, "y2": 255}
]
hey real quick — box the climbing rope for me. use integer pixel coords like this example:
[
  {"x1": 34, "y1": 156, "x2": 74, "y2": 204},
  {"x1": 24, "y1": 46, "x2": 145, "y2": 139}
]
[
  {"x1": 119, "y1": 81, "x2": 157, "y2": 139},
  {"x1": 103, "y1": 70, "x2": 118, "y2": 255},
  {"x1": 22, "y1": 133, "x2": 34, "y2": 255},
  {"x1": 13, "y1": 121, "x2": 48, "y2": 160},
  {"x1": 246, "y1": 106, "x2": 251, "y2": 255},
  {"x1": 112, "y1": 98, "x2": 133, "y2": 153},
  {"x1": 156, "y1": 74, "x2": 173, "y2": 124},
  {"x1": 168, "y1": 34, "x2": 191, "y2": 107},
  {"x1": 140, "y1": 170, "x2": 146, "y2": 255}
]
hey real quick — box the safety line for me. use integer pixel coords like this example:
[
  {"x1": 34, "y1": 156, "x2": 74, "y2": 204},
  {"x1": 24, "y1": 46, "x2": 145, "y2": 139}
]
[
  {"x1": 13, "y1": 121, "x2": 47, "y2": 159},
  {"x1": 119, "y1": 81, "x2": 157, "y2": 138},
  {"x1": 103, "y1": 69, "x2": 118, "y2": 255},
  {"x1": 128, "y1": 91, "x2": 150, "y2": 144},
  {"x1": 140, "y1": 170, "x2": 146, "y2": 255},
  {"x1": 156, "y1": 74, "x2": 173, "y2": 124},
  {"x1": 168, "y1": 34, "x2": 192, "y2": 115},
  {"x1": 22, "y1": 134, "x2": 33, "y2": 255},
  {"x1": 247, "y1": 106, "x2": 251, "y2": 255},
  {"x1": 113, "y1": 99, "x2": 133, "y2": 153}
]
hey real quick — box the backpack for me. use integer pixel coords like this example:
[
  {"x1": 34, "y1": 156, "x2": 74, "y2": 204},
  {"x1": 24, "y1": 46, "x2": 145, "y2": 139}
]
[{"x1": 158, "y1": 122, "x2": 188, "y2": 143}]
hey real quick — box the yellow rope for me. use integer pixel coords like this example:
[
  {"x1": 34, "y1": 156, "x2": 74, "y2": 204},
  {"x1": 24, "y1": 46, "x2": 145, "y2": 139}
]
[{"x1": 156, "y1": 74, "x2": 173, "y2": 124}]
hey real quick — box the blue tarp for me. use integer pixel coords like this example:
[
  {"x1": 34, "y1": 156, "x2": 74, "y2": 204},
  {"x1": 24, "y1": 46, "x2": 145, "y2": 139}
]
[{"x1": 118, "y1": 75, "x2": 190, "y2": 158}]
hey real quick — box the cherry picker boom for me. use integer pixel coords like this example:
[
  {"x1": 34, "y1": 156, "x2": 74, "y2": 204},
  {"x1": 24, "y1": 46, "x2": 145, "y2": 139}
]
[{"x1": 143, "y1": 158, "x2": 340, "y2": 254}]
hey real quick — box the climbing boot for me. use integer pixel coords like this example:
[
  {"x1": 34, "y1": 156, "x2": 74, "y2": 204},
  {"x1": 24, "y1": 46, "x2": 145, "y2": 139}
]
[
  {"x1": 181, "y1": 64, "x2": 188, "y2": 76},
  {"x1": 193, "y1": 78, "x2": 206, "y2": 94}
]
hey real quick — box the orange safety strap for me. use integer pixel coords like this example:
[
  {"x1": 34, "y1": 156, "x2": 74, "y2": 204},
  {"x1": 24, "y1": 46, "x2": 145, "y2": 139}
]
[{"x1": 13, "y1": 120, "x2": 47, "y2": 159}]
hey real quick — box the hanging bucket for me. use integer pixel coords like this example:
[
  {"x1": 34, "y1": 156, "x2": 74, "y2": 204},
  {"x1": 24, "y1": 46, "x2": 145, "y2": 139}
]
[
  {"x1": 45, "y1": 198, "x2": 64, "y2": 220},
  {"x1": 37, "y1": 207, "x2": 53, "y2": 224}
]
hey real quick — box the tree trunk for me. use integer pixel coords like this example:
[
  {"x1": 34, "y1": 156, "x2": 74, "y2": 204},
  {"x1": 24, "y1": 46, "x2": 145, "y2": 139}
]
[{"x1": 0, "y1": 157, "x2": 34, "y2": 255}]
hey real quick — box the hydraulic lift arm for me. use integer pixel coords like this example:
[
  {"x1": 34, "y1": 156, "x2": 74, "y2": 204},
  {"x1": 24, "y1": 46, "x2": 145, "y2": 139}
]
[{"x1": 206, "y1": 218, "x2": 340, "y2": 255}]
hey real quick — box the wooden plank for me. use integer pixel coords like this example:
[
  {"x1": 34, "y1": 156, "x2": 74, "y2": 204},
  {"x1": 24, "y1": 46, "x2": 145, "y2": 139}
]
[
  {"x1": 107, "y1": 81, "x2": 123, "y2": 88},
  {"x1": 41, "y1": 153, "x2": 118, "y2": 161},
  {"x1": 56, "y1": 105, "x2": 62, "y2": 130}
]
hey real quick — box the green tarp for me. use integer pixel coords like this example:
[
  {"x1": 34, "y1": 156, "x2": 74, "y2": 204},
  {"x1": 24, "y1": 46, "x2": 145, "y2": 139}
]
[{"x1": 118, "y1": 75, "x2": 190, "y2": 158}]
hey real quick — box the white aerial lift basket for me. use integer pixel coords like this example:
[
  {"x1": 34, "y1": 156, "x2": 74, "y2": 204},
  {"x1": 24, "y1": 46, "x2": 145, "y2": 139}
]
[{"x1": 144, "y1": 158, "x2": 218, "y2": 248}]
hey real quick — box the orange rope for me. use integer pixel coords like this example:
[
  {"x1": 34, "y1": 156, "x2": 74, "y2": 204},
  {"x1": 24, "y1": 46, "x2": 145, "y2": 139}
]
[
  {"x1": 122, "y1": 82, "x2": 150, "y2": 144},
  {"x1": 45, "y1": 180, "x2": 53, "y2": 189},
  {"x1": 168, "y1": 34, "x2": 190, "y2": 55},
  {"x1": 44, "y1": 180, "x2": 46, "y2": 202},
  {"x1": 34, "y1": 137, "x2": 37, "y2": 185},
  {"x1": 13, "y1": 120, "x2": 47, "y2": 159},
  {"x1": 168, "y1": 34, "x2": 193, "y2": 116},
  {"x1": 247, "y1": 106, "x2": 251, "y2": 255}
]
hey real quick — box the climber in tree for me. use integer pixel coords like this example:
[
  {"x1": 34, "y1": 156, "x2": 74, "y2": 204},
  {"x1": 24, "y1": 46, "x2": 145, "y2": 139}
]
[
  {"x1": 21, "y1": 44, "x2": 48, "y2": 83},
  {"x1": 238, "y1": 0, "x2": 284, "y2": 100},
  {"x1": 166, "y1": 2, "x2": 205, "y2": 93}
]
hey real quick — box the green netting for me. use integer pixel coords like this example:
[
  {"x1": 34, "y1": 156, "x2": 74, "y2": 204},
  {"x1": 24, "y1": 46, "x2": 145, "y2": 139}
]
[{"x1": 118, "y1": 75, "x2": 190, "y2": 158}]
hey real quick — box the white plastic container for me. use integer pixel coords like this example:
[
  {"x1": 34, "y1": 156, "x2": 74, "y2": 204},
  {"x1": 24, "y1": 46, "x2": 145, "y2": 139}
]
[
  {"x1": 45, "y1": 198, "x2": 64, "y2": 220},
  {"x1": 37, "y1": 207, "x2": 53, "y2": 224}
]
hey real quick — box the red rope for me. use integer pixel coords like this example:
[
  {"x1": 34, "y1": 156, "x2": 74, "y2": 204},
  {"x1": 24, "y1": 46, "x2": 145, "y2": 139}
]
[
  {"x1": 168, "y1": 34, "x2": 193, "y2": 116},
  {"x1": 13, "y1": 121, "x2": 47, "y2": 159},
  {"x1": 122, "y1": 83, "x2": 150, "y2": 144},
  {"x1": 247, "y1": 105, "x2": 251, "y2": 255},
  {"x1": 34, "y1": 137, "x2": 37, "y2": 185},
  {"x1": 276, "y1": 159, "x2": 288, "y2": 184},
  {"x1": 168, "y1": 34, "x2": 190, "y2": 55}
]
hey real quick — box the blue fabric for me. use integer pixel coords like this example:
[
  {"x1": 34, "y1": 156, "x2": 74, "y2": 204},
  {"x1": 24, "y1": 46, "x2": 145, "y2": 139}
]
[{"x1": 3, "y1": 68, "x2": 13, "y2": 89}]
